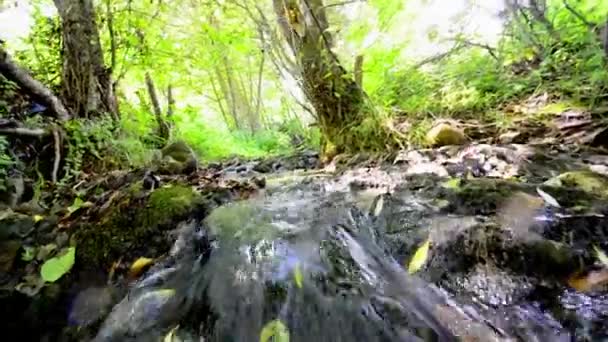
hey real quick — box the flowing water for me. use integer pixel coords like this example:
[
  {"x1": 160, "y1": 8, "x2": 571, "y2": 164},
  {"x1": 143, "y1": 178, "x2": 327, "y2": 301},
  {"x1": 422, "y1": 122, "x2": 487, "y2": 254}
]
[{"x1": 88, "y1": 168, "x2": 608, "y2": 342}]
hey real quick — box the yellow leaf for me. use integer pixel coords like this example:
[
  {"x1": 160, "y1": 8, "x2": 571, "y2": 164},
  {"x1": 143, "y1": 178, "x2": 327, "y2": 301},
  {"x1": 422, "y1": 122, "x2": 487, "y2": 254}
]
[
  {"x1": 594, "y1": 245, "x2": 608, "y2": 268},
  {"x1": 163, "y1": 325, "x2": 180, "y2": 342},
  {"x1": 129, "y1": 257, "x2": 154, "y2": 278},
  {"x1": 441, "y1": 178, "x2": 461, "y2": 190},
  {"x1": 33, "y1": 215, "x2": 44, "y2": 223},
  {"x1": 293, "y1": 264, "x2": 303, "y2": 289},
  {"x1": 260, "y1": 319, "x2": 290, "y2": 342},
  {"x1": 408, "y1": 238, "x2": 431, "y2": 274}
]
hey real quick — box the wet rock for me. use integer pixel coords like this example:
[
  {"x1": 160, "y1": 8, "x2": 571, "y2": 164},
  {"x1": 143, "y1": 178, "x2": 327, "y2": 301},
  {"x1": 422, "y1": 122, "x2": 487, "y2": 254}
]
[
  {"x1": 406, "y1": 162, "x2": 449, "y2": 177},
  {"x1": 425, "y1": 122, "x2": 468, "y2": 147},
  {"x1": 0, "y1": 210, "x2": 35, "y2": 240},
  {"x1": 68, "y1": 287, "x2": 116, "y2": 327},
  {"x1": 75, "y1": 183, "x2": 204, "y2": 268},
  {"x1": 544, "y1": 170, "x2": 608, "y2": 198},
  {"x1": 498, "y1": 131, "x2": 524, "y2": 144},
  {"x1": 158, "y1": 141, "x2": 198, "y2": 175},
  {"x1": 95, "y1": 288, "x2": 180, "y2": 341},
  {"x1": 253, "y1": 160, "x2": 273, "y2": 173},
  {"x1": 0, "y1": 240, "x2": 21, "y2": 272}
]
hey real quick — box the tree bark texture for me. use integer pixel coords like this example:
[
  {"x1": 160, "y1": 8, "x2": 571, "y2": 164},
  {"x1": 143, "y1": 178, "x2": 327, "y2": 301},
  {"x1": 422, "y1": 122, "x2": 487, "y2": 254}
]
[
  {"x1": 53, "y1": 0, "x2": 118, "y2": 118},
  {"x1": 272, "y1": 0, "x2": 365, "y2": 151}
]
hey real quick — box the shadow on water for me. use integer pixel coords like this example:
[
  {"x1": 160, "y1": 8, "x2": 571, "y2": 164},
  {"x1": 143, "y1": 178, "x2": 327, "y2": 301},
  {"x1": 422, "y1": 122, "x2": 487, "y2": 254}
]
[{"x1": 90, "y1": 176, "x2": 590, "y2": 341}]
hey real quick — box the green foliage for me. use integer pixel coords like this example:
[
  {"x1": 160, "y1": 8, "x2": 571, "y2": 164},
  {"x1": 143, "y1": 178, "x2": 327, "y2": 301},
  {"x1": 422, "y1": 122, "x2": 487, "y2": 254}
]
[
  {"x1": 0, "y1": 136, "x2": 14, "y2": 192},
  {"x1": 13, "y1": 5, "x2": 62, "y2": 88},
  {"x1": 365, "y1": 0, "x2": 608, "y2": 132},
  {"x1": 40, "y1": 246, "x2": 76, "y2": 282}
]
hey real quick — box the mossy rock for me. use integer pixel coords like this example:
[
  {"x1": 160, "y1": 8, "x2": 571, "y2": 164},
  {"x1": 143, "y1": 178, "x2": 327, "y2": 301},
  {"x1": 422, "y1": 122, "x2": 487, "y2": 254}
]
[
  {"x1": 75, "y1": 183, "x2": 204, "y2": 268},
  {"x1": 439, "y1": 178, "x2": 529, "y2": 215},
  {"x1": 544, "y1": 170, "x2": 608, "y2": 198},
  {"x1": 425, "y1": 122, "x2": 468, "y2": 147}
]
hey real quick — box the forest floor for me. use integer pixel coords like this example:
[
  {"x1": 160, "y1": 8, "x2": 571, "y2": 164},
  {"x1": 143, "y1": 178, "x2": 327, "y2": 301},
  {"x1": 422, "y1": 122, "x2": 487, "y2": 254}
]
[{"x1": 2, "y1": 95, "x2": 608, "y2": 340}]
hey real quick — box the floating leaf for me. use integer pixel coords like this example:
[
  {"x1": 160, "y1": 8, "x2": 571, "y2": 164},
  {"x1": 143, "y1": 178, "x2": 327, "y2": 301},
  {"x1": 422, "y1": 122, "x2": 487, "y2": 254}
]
[
  {"x1": 40, "y1": 246, "x2": 76, "y2": 282},
  {"x1": 536, "y1": 188, "x2": 560, "y2": 207},
  {"x1": 260, "y1": 319, "x2": 290, "y2": 342},
  {"x1": 33, "y1": 215, "x2": 44, "y2": 223},
  {"x1": 293, "y1": 264, "x2": 303, "y2": 289},
  {"x1": 408, "y1": 238, "x2": 430, "y2": 274},
  {"x1": 129, "y1": 257, "x2": 155, "y2": 278},
  {"x1": 441, "y1": 178, "x2": 461, "y2": 190},
  {"x1": 594, "y1": 245, "x2": 608, "y2": 268},
  {"x1": 21, "y1": 246, "x2": 36, "y2": 261}
]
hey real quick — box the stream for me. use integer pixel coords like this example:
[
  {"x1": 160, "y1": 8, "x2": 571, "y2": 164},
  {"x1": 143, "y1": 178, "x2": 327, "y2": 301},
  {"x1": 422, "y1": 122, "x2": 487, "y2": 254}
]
[{"x1": 59, "y1": 143, "x2": 608, "y2": 341}]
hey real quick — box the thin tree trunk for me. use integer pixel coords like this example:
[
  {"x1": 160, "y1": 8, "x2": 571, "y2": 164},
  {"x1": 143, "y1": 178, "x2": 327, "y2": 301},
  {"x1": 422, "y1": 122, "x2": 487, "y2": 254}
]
[
  {"x1": 145, "y1": 72, "x2": 168, "y2": 140},
  {"x1": 254, "y1": 50, "x2": 266, "y2": 129},
  {"x1": 166, "y1": 84, "x2": 175, "y2": 117},
  {"x1": 354, "y1": 54, "x2": 363, "y2": 87},
  {"x1": 214, "y1": 67, "x2": 240, "y2": 129},
  {"x1": 208, "y1": 71, "x2": 232, "y2": 129}
]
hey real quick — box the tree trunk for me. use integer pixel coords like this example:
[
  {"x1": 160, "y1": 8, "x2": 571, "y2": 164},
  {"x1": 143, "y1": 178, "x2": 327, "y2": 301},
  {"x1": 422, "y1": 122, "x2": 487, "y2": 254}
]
[
  {"x1": 354, "y1": 54, "x2": 364, "y2": 87},
  {"x1": 53, "y1": 0, "x2": 118, "y2": 118},
  {"x1": 166, "y1": 84, "x2": 175, "y2": 117},
  {"x1": 272, "y1": 0, "x2": 368, "y2": 152},
  {"x1": 145, "y1": 72, "x2": 169, "y2": 141}
]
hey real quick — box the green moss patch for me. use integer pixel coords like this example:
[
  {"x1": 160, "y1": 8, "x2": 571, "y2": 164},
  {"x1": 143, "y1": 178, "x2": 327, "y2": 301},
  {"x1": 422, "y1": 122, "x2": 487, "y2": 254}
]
[{"x1": 74, "y1": 183, "x2": 203, "y2": 268}]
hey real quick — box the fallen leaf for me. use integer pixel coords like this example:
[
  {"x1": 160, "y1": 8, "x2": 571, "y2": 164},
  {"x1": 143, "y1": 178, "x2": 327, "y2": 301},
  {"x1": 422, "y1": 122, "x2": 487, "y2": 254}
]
[
  {"x1": 536, "y1": 188, "x2": 561, "y2": 207},
  {"x1": 441, "y1": 178, "x2": 461, "y2": 190},
  {"x1": 408, "y1": 238, "x2": 431, "y2": 274},
  {"x1": 594, "y1": 245, "x2": 608, "y2": 267},
  {"x1": 129, "y1": 257, "x2": 154, "y2": 278},
  {"x1": 67, "y1": 197, "x2": 84, "y2": 214},
  {"x1": 568, "y1": 269, "x2": 608, "y2": 292},
  {"x1": 41, "y1": 246, "x2": 76, "y2": 282},
  {"x1": 293, "y1": 264, "x2": 303, "y2": 289},
  {"x1": 21, "y1": 246, "x2": 36, "y2": 261},
  {"x1": 260, "y1": 319, "x2": 290, "y2": 342}
]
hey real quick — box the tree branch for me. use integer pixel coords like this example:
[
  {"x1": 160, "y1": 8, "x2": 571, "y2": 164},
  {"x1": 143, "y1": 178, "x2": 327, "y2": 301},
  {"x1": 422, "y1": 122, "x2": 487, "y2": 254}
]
[
  {"x1": 0, "y1": 47, "x2": 70, "y2": 121},
  {"x1": 0, "y1": 127, "x2": 47, "y2": 137},
  {"x1": 562, "y1": 0, "x2": 594, "y2": 28}
]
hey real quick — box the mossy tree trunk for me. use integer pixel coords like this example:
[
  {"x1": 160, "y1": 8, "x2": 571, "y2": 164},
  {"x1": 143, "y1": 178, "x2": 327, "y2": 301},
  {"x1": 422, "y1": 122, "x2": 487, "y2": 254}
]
[
  {"x1": 53, "y1": 0, "x2": 118, "y2": 119},
  {"x1": 272, "y1": 0, "x2": 367, "y2": 153}
]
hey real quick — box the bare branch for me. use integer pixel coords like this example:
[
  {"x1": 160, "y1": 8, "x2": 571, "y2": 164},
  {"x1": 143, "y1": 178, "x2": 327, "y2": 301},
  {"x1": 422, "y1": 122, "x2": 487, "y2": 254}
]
[
  {"x1": 0, "y1": 47, "x2": 70, "y2": 121},
  {"x1": 562, "y1": 0, "x2": 593, "y2": 28},
  {"x1": 323, "y1": 0, "x2": 361, "y2": 9},
  {"x1": 52, "y1": 127, "x2": 61, "y2": 183},
  {"x1": 0, "y1": 127, "x2": 47, "y2": 137}
]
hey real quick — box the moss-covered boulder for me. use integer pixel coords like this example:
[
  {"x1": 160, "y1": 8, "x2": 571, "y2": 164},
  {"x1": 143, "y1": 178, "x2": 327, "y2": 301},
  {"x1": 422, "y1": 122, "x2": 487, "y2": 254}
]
[
  {"x1": 75, "y1": 183, "x2": 204, "y2": 268},
  {"x1": 544, "y1": 170, "x2": 608, "y2": 198},
  {"x1": 425, "y1": 122, "x2": 468, "y2": 147}
]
